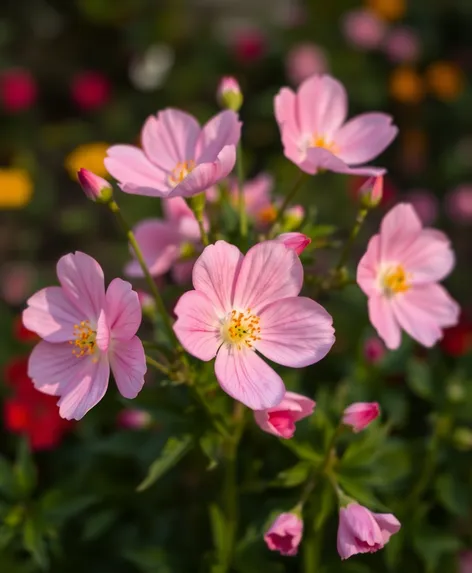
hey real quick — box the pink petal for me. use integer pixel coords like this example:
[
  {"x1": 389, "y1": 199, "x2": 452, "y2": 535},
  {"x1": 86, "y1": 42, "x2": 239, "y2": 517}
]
[
  {"x1": 23, "y1": 286, "x2": 83, "y2": 342},
  {"x1": 105, "y1": 145, "x2": 169, "y2": 196},
  {"x1": 192, "y1": 240, "x2": 243, "y2": 316},
  {"x1": 233, "y1": 241, "x2": 303, "y2": 314},
  {"x1": 125, "y1": 219, "x2": 180, "y2": 277},
  {"x1": 283, "y1": 391, "x2": 316, "y2": 420},
  {"x1": 379, "y1": 203, "x2": 422, "y2": 261},
  {"x1": 357, "y1": 235, "x2": 380, "y2": 297},
  {"x1": 371, "y1": 513, "x2": 401, "y2": 544},
  {"x1": 109, "y1": 336, "x2": 146, "y2": 398},
  {"x1": 392, "y1": 284, "x2": 459, "y2": 347},
  {"x1": 167, "y1": 145, "x2": 236, "y2": 198},
  {"x1": 296, "y1": 75, "x2": 347, "y2": 138},
  {"x1": 214, "y1": 345, "x2": 285, "y2": 410},
  {"x1": 105, "y1": 278, "x2": 142, "y2": 339},
  {"x1": 402, "y1": 229, "x2": 455, "y2": 284},
  {"x1": 368, "y1": 294, "x2": 401, "y2": 350},
  {"x1": 304, "y1": 147, "x2": 386, "y2": 177},
  {"x1": 141, "y1": 109, "x2": 201, "y2": 171},
  {"x1": 334, "y1": 113, "x2": 398, "y2": 165},
  {"x1": 274, "y1": 87, "x2": 297, "y2": 127},
  {"x1": 196, "y1": 110, "x2": 241, "y2": 163},
  {"x1": 56, "y1": 252, "x2": 106, "y2": 320},
  {"x1": 256, "y1": 297, "x2": 335, "y2": 367},
  {"x1": 173, "y1": 290, "x2": 222, "y2": 361},
  {"x1": 162, "y1": 197, "x2": 194, "y2": 221}
]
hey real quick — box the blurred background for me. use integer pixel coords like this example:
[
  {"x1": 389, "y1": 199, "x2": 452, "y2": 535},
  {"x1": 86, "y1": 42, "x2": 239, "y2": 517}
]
[{"x1": 1, "y1": 0, "x2": 472, "y2": 571}]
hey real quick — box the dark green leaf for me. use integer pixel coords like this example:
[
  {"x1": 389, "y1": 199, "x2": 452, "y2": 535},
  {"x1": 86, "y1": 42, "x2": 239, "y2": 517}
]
[
  {"x1": 82, "y1": 509, "x2": 119, "y2": 541},
  {"x1": 14, "y1": 439, "x2": 37, "y2": 497},
  {"x1": 209, "y1": 504, "x2": 228, "y2": 564},
  {"x1": 199, "y1": 432, "x2": 224, "y2": 470},
  {"x1": 435, "y1": 473, "x2": 469, "y2": 516},
  {"x1": 407, "y1": 358, "x2": 433, "y2": 400},
  {"x1": 280, "y1": 440, "x2": 323, "y2": 464},
  {"x1": 0, "y1": 455, "x2": 15, "y2": 498},
  {"x1": 22, "y1": 516, "x2": 48, "y2": 570},
  {"x1": 270, "y1": 462, "x2": 311, "y2": 488}
]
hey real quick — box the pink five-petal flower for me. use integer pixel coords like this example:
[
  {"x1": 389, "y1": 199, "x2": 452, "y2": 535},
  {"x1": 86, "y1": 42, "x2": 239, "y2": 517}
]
[
  {"x1": 276, "y1": 232, "x2": 311, "y2": 255},
  {"x1": 264, "y1": 512, "x2": 303, "y2": 556},
  {"x1": 342, "y1": 402, "x2": 380, "y2": 432},
  {"x1": 125, "y1": 197, "x2": 202, "y2": 284},
  {"x1": 22, "y1": 252, "x2": 146, "y2": 420},
  {"x1": 337, "y1": 503, "x2": 401, "y2": 560},
  {"x1": 105, "y1": 109, "x2": 241, "y2": 199},
  {"x1": 357, "y1": 203, "x2": 460, "y2": 350},
  {"x1": 254, "y1": 391, "x2": 315, "y2": 438},
  {"x1": 274, "y1": 74, "x2": 398, "y2": 177},
  {"x1": 173, "y1": 240, "x2": 335, "y2": 410}
]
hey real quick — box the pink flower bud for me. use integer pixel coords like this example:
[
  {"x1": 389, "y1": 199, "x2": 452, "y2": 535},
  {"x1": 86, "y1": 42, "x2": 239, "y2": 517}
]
[
  {"x1": 137, "y1": 290, "x2": 156, "y2": 316},
  {"x1": 364, "y1": 337, "x2": 386, "y2": 364},
  {"x1": 276, "y1": 232, "x2": 311, "y2": 255},
  {"x1": 77, "y1": 168, "x2": 112, "y2": 203},
  {"x1": 117, "y1": 409, "x2": 152, "y2": 430},
  {"x1": 359, "y1": 176, "x2": 383, "y2": 208},
  {"x1": 337, "y1": 503, "x2": 400, "y2": 560},
  {"x1": 254, "y1": 391, "x2": 315, "y2": 439},
  {"x1": 284, "y1": 204, "x2": 305, "y2": 230},
  {"x1": 264, "y1": 512, "x2": 303, "y2": 556},
  {"x1": 217, "y1": 76, "x2": 243, "y2": 111},
  {"x1": 342, "y1": 402, "x2": 380, "y2": 432}
]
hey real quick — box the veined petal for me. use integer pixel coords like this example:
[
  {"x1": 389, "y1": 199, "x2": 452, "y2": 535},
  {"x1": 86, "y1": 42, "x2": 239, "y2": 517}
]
[
  {"x1": 197, "y1": 110, "x2": 241, "y2": 163},
  {"x1": 368, "y1": 294, "x2": 401, "y2": 350},
  {"x1": 403, "y1": 229, "x2": 455, "y2": 284},
  {"x1": 379, "y1": 203, "x2": 422, "y2": 261},
  {"x1": 357, "y1": 235, "x2": 381, "y2": 296},
  {"x1": 304, "y1": 147, "x2": 386, "y2": 177},
  {"x1": 105, "y1": 278, "x2": 142, "y2": 339},
  {"x1": 109, "y1": 336, "x2": 146, "y2": 398}
]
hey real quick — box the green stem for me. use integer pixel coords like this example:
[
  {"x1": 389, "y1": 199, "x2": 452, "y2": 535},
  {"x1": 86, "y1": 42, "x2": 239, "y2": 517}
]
[
  {"x1": 237, "y1": 142, "x2": 247, "y2": 240},
  {"x1": 107, "y1": 200, "x2": 177, "y2": 346},
  {"x1": 269, "y1": 172, "x2": 307, "y2": 236},
  {"x1": 335, "y1": 207, "x2": 368, "y2": 272},
  {"x1": 145, "y1": 355, "x2": 170, "y2": 376},
  {"x1": 303, "y1": 518, "x2": 323, "y2": 573},
  {"x1": 187, "y1": 195, "x2": 209, "y2": 246}
]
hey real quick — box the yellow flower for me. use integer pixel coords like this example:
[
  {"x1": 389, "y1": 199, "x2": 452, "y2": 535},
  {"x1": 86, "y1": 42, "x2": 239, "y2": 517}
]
[
  {"x1": 426, "y1": 61, "x2": 464, "y2": 102},
  {"x1": 389, "y1": 66, "x2": 425, "y2": 104},
  {"x1": 366, "y1": 0, "x2": 406, "y2": 20},
  {"x1": 65, "y1": 142, "x2": 110, "y2": 180},
  {"x1": 0, "y1": 168, "x2": 34, "y2": 209}
]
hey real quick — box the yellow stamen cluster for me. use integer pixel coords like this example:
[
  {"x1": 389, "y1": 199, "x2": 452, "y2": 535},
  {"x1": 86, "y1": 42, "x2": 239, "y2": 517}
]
[
  {"x1": 222, "y1": 309, "x2": 261, "y2": 350},
  {"x1": 382, "y1": 265, "x2": 410, "y2": 296},
  {"x1": 312, "y1": 134, "x2": 338, "y2": 154},
  {"x1": 168, "y1": 160, "x2": 196, "y2": 187},
  {"x1": 69, "y1": 320, "x2": 97, "y2": 358}
]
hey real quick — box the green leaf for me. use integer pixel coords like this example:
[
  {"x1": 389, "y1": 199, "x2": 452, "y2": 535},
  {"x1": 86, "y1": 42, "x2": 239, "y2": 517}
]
[
  {"x1": 124, "y1": 548, "x2": 172, "y2": 573},
  {"x1": 137, "y1": 434, "x2": 193, "y2": 492},
  {"x1": 340, "y1": 423, "x2": 389, "y2": 467},
  {"x1": 435, "y1": 473, "x2": 469, "y2": 516},
  {"x1": 336, "y1": 475, "x2": 390, "y2": 511},
  {"x1": 82, "y1": 509, "x2": 119, "y2": 541},
  {"x1": 209, "y1": 504, "x2": 228, "y2": 564},
  {"x1": 14, "y1": 439, "x2": 37, "y2": 497},
  {"x1": 413, "y1": 526, "x2": 462, "y2": 571},
  {"x1": 313, "y1": 478, "x2": 336, "y2": 530},
  {"x1": 22, "y1": 516, "x2": 48, "y2": 570},
  {"x1": 270, "y1": 462, "x2": 311, "y2": 488},
  {"x1": 0, "y1": 455, "x2": 15, "y2": 497},
  {"x1": 280, "y1": 440, "x2": 323, "y2": 464},
  {"x1": 199, "y1": 432, "x2": 224, "y2": 470},
  {"x1": 406, "y1": 358, "x2": 433, "y2": 400}
]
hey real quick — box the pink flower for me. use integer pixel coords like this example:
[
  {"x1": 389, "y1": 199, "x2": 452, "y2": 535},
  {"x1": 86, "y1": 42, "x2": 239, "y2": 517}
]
[
  {"x1": 0, "y1": 69, "x2": 37, "y2": 113},
  {"x1": 383, "y1": 27, "x2": 421, "y2": 64},
  {"x1": 275, "y1": 74, "x2": 398, "y2": 177},
  {"x1": 71, "y1": 71, "x2": 111, "y2": 111},
  {"x1": 405, "y1": 189, "x2": 438, "y2": 225},
  {"x1": 77, "y1": 168, "x2": 112, "y2": 203},
  {"x1": 173, "y1": 240, "x2": 335, "y2": 410},
  {"x1": 342, "y1": 9, "x2": 387, "y2": 51},
  {"x1": 22, "y1": 252, "x2": 146, "y2": 420},
  {"x1": 217, "y1": 76, "x2": 243, "y2": 111},
  {"x1": 264, "y1": 512, "x2": 303, "y2": 556},
  {"x1": 285, "y1": 43, "x2": 329, "y2": 86},
  {"x1": 117, "y1": 408, "x2": 152, "y2": 429},
  {"x1": 276, "y1": 233, "x2": 311, "y2": 255},
  {"x1": 337, "y1": 503, "x2": 401, "y2": 560},
  {"x1": 446, "y1": 184, "x2": 472, "y2": 223},
  {"x1": 105, "y1": 109, "x2": 241, "y2": 199},
  {"x1": 459, "y1": 551, "x2": 472, "y2": 573},
  {"x1": 364, "y1": 337, "x2": 386, "y2": 363},
  {"x1": 357, "y1": 203, "x2": 459, "y2": 349},
  {"x1": 232, "y1": 27, "x2": 266, "y2": 63},
  {"x1": 125, "y1": 197, "x2": 202, "y2": 284},
  {"x1": 254, "y1": 391, "x2": 315, "y2": 438},
  {"x1": 343, "y1": 402, "x2": 380, "y2": 432}
]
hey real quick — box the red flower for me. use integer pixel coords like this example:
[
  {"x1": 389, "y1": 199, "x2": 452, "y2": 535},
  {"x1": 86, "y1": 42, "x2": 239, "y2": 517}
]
[
  {"x1": 13, "y1": 316, "x2": 39, "y2": 344},
  {"x1": 441, "y1": 314, "x2": 472, "y2": 357},
  {"x1": 3, "y1": 357, "x2": 73, "y2": 451},
  {"x1": 71, "y1": 71, "x2": 111, "y2": 111},
  {"x1": 233, "y1": 28, "x2": 266, "y2": 63},
  {"x1": 0, "y1": 69, "x2": 37, "y2": 113}
]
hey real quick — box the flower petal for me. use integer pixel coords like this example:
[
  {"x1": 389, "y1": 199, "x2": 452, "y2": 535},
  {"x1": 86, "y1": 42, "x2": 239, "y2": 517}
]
[
  {"x1": 256, "y1": 297, "x2": 335, "y2": 367},
  {"x1": 233, "y1": 241, "x2": 303, "y2": 313},
  {"x1": 56, "y1": 252, "x2": 106, "y2": 320},
  {"x1": 23, "y1": 287, "x2": 83, "y2": 343},
  {"x1": 197, "y1": 110, "x2": 241, "y2": 163},
  {"x1": 379, "y1": 203, "x2": 422, "y2": 261},
  {"x1": 109, "y1": 336, "x2": 146, "y2": 399},
  {"x1": 371, "y1": 513, "x2": 401, "y2": 544},
  {"x1": 215, "y1": 345, "x2": 285, "y2": 410},
  {"x1": 192, "y1": 240, "x2": 243, "y2": 316},
  {"x1": 304, "y1": 147, "x2": 386, "y2": 177},
  {"x1": 368, "y1": 294, "x2": 401, "y2": 350},
  {"x1": 173, "y1": 290, "x2": 221, "y2": 361},
  {"x1": 105, "y1": 278, "x2": 142, "y2": 339},
  {"x1": 357, "y1": 235, "x2": 380, "y2": 296},
  {"x1": 403, "y1": 229, "x2": 455, "y2": 284},
  {"x1": 335, "y1": 113, "x2": 398, "y2": 165}
]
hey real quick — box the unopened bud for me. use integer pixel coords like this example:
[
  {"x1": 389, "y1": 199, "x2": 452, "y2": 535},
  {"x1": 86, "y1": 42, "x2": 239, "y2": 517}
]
[
  {"x1": 137, "y1": 290, "x2": 156, "y2": 318},
  {"x1": 359, "y1": 176, "x2": 383, "y2": 209},
  {"x1": 282, "y1": 204, "x2": 305, "y2": 231},
  {"x1": 78, "y1": 168, "x2": 112, "y2": 203},
  {"x1": 217, "y1": 76, "x2": 243, "y2": 112},
  {"x1": 277, "y1": 232, "x2": 311, "y2": 255}
]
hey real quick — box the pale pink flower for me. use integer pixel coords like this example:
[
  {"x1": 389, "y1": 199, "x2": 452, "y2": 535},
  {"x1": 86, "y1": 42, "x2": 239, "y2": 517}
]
[
  {"x1": 276, "y1": 232, "x2": 311, "y2": 255},
  {"x1": 105, "y1": 109, "x2": 241, "y2": 199},
  {"x1": 264, "y1": 512, "x2": 303, "y2": 556},
  {"x1": 364, "y1": 337, "x2": 386, "y2": 363},
  {"x1": 275, "y1": 74, "x2": 398, "y2": 177},
  {"x1": 286, "y1": 43, "x2": 329, "y2": 86},
  {"x1": 383, "y1": 27, "x2": 421, "y2": 63},
  {"x1": 254, "y1": 391, "x2": 315, "y2": 438},
  {"x1": 342, "y1": 9, "x2": 387, "y2": 51},
  {"x1": 125, "y1": 197, "x2": 202, "y2": 284},
  {"x1": 337, "y1": 503, "x2": 401, "y2": 560},
  {"x1": 343, "y1": 402, "x2": 380, "y2": 432},
  {"x1": 22, "y1": 252, "x2": 146, "y2": 420},
  {"x1": 357, "y1": 203, "x2": 459, "y2": 349},
  {"x1": 405, "y1": 189, "x2": 438, "y2": 225},
  {"x1": 446, "y1": 184, "x2": 472, "y2": 223},
  {"x1": 77, "y1": 168, "x2": 112, "y2": 203},
  {"x1": 173, "y1": 240, "x2": 335, "y2": 410}
]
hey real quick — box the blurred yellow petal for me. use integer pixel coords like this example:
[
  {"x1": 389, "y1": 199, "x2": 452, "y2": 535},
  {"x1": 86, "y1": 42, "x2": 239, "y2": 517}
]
[
  {"x1": 426, "y1": 61, "x2": 464, "y2": 102},
  {"x1": 65, "y1": 142, "x2": 110, "y2": 180},
  {"x1": 389, "y1": 66, "x2": 425, "y2": 104},
  {"x1": 0, "y1": 168, "x2": 34, "y2": 209}
]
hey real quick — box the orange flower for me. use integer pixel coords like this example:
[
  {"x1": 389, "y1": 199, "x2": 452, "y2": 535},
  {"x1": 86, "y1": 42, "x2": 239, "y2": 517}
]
[
  {"x1": 426, "y1": 61, "x2": 464, "y2": 101},
  {"x1": 65, "y1": 142, "x2": 110, "y2": 180},
  {"x1": 389, "y1": 66, "x2": 424, "y2": 104},
  {"x1": 0, "y1": 168, "x2": 33, "y2": 208},
  {"x1": 366, "y1": 0, "x2": 405, "y2": 21}
]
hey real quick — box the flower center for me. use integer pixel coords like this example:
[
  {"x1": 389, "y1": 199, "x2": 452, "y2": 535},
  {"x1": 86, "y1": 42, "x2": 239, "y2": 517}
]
[
  {"x1": 311, "y1": 134, "x2": 338, "y2": 154},
  {"x1": 69, "y1": 320, "x2": 97, "y2": 358},
  {"x1": 257, "y1": 205, "x2": 278, "y2": 225},
  {"x1": 221, "y1": 309, "x2": 261, "y2": 350},
  {"x1": 168, "y1": 160, "x2": 196, "y2": 187},
  {"x1": 382, "y1": 265, "x2": 410, "y2": 296}
]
